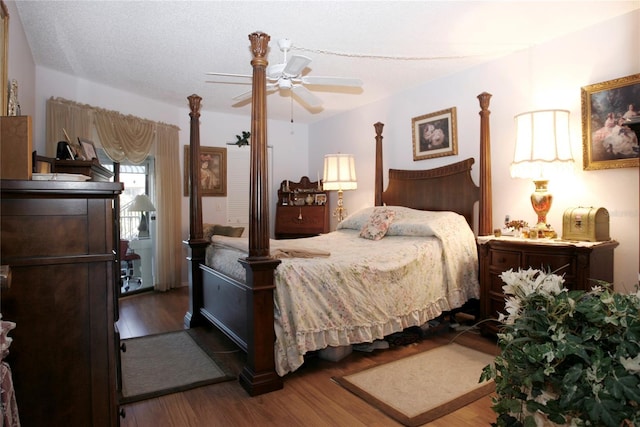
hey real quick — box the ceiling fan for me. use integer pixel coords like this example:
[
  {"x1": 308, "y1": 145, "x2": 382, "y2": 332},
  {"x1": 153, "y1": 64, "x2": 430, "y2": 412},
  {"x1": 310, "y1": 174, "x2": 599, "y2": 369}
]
[{"x1": 206, "y1": 39, "x2": 363, "y2": 109}]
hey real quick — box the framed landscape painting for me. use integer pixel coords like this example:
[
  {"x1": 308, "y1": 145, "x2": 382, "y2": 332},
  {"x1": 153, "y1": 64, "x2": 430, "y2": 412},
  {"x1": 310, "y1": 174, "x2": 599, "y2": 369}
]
[
  {"x1": 184, "y1": 146, "x2": 227, "y2": 197},
  {"x1": 411, "y1": 107, "x2": 458, "y2": 161},
  {"x1": 581, "y1": 73, "x2": 640, "y2": 170}
]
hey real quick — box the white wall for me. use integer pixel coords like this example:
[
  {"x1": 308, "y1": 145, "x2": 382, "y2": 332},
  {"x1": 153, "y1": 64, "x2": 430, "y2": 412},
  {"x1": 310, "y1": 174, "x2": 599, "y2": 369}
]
[{"x1": 310, "y1": 10, "x2": 640, "y2": 292}]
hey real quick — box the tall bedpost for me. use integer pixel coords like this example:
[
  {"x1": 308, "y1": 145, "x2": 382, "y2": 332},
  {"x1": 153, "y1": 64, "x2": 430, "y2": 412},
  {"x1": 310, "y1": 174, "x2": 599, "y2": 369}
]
[
  {"x1": 374, "y1": 122, "x2": 384, "y2": 206},
  {"x1": 238, "y1": 31, "x2": 283, "y2": 396},
  {"x1": 477, "y1": 92, "x2": 493, "y2": 236},
  {"x1": 184, "y1": 94, "x2": 208, "y2": 329}
]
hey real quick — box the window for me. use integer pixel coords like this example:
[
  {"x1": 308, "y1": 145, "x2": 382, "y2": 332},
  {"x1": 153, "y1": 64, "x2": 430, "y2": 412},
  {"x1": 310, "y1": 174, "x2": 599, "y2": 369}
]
[{"x1": 98, "y1": 149, "x2": 155, "y2": 239}]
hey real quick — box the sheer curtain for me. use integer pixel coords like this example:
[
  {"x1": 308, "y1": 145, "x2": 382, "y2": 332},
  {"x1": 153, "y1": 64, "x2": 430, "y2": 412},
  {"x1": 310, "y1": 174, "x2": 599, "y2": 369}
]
[
  {"x1": 46, "y1": 97, "x2": 182, "y2": 291},
  {"x1": 154, "y1": 125, "x2": 182, "y2": 291}
]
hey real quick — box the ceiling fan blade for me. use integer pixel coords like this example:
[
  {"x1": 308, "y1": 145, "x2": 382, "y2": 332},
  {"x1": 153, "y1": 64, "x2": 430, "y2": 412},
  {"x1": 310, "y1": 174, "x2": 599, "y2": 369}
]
[
  {"x1": 301, "y1": 76, "x2": 363, "y2": 87},
  {"x1": 292, "y1": 85, "x2": 323, "y2": 108},
  {"x1": 205, "y1": 72, "x2": 252, "y2": 79},
  {"x1": 232, "y1": 84, "x2": 278, "y2": 102},
  {"x1": 232, "y1": 89, "x2": 253, "y2": 102},
  {"x1": 282, "y1": 55, "x2": 311, "y2": 77}
]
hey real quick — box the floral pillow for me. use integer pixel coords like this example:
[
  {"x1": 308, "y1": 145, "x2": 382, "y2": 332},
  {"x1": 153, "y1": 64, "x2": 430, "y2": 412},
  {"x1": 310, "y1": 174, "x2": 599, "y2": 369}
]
[{"x1": 359, "y1": 208, "x2": 396, "y2": 240}]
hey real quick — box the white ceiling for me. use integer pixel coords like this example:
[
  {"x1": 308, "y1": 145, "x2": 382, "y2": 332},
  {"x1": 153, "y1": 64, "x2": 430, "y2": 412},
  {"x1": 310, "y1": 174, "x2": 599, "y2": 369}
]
[{"x1": 15, "y1": 1, "x2": 640, "y2": 124}]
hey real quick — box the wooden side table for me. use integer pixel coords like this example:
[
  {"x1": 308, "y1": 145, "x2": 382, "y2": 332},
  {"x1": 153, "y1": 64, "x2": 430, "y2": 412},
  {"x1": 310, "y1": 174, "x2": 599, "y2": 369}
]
[{"x1": 477, "y1": 236, "x2": 618, "y2": 336}]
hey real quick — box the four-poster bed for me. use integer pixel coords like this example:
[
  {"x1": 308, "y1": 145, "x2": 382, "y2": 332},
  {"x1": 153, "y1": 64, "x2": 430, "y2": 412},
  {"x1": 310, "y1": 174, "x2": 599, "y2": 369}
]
[{"x1": 184, "y1": 32, "x2": 493, "y2": 396}]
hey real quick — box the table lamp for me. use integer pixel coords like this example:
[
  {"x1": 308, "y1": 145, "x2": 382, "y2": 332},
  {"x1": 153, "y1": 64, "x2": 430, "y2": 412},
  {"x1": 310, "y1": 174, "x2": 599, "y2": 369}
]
[
  {"x1": 322, "y1": 153, "x2": 357, "y2": 223},
  {"x1": 129, "y1": 194, "x2": 156, "y2": 238},
  {"x1": 510, "y1": 109, "x2": 573, "y2": 237}
]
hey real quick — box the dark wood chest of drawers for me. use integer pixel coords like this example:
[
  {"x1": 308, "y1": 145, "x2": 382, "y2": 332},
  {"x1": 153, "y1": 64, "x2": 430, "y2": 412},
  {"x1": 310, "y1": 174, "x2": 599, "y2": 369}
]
[
  {"x1": 275, "y1": 205, "x2": 329, "y2": 239},
  {"x1": 275, "y1": 176, "x2": 329, "y2": 239},
  {"x1": 478, "y1": 237, "x2": 618, "y2": 336},
  {"x1": 0, "y1": 180, "x2": 123, "y2": 427}
]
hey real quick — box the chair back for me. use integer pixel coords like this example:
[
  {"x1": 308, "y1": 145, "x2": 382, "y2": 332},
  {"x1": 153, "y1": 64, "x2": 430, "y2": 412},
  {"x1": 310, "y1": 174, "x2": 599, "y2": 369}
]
[{"x1": 120, "y1": 239, "x2": 129, "y2": 257}]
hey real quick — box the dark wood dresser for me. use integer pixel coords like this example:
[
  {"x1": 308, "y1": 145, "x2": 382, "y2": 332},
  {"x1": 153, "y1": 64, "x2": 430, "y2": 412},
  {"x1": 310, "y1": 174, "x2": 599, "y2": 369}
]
[
  {"x1": 275, "y1": 177, "x2": 329, "y2": 239},
  {"x1": 0, "y1": 179, "x2": 123, "y2": 427},
  {"x1": 478, "y1": 236, "x2": 618, "y2": 336}
]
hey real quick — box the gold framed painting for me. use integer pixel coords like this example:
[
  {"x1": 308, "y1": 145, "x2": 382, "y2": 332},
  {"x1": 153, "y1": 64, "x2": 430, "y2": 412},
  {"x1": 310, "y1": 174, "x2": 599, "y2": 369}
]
[
  {"x1": 581, "y1": 73, "x2": 640, "y2": 170},
  {"x1": 184, "y1": 146, "x2": 227, "y2": 197},
  {"x1": 411, "y1": 107, "x2": 457, "y2": 161}
]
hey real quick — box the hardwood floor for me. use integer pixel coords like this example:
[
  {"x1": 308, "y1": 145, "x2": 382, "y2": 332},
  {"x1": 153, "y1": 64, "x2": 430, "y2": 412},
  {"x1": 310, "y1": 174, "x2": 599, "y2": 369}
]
[{"x1": 117, "y1": 287, "x2": 498, "y2": 426}]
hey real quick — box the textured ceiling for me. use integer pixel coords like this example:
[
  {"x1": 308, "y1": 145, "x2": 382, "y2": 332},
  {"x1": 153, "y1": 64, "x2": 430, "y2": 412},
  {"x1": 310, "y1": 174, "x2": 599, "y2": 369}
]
[{"x1": 15, "y1": 1, "x2": 640, "y2": 124}]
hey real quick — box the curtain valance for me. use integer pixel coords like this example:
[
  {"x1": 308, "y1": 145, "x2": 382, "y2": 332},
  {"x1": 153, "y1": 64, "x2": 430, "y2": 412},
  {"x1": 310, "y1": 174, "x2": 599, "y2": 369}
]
[{"x1": 46, "y1": 97, "x2": 179, "y2": 164}]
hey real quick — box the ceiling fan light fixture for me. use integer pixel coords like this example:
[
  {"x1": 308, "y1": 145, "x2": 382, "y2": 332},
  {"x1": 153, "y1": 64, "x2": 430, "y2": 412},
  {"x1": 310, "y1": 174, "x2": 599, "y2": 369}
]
[{"x1": 279, "y1": 78, "x2": 292, "y2": 89}]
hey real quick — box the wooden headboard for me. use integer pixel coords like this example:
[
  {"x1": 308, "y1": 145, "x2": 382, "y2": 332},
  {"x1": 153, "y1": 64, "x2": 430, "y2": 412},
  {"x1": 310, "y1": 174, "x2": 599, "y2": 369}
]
[{"x1": 381, "y1": 158, "x2": 479, "y2": 228}]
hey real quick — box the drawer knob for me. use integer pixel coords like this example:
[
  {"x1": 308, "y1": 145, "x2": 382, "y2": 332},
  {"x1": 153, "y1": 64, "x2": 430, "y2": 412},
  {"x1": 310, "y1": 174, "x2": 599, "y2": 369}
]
[{"x1": 120, "y1": 342, "x2": 127, "y2": 352}]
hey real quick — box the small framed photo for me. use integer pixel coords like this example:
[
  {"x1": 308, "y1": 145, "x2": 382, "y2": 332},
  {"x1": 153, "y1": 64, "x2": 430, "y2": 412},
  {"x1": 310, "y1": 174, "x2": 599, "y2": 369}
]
[
  {"x1": 581, "y1": 73, "x2": 639, "y2": 170},
  {"x1": 315, "y1": 193, "x2": 327, "y2": 205},
  {"x1": 78, "y1": 138, "x2": 98, "y2": 160},
  {"x1": 411, "y1": 107, "x2": 458, "y2": 161},
  {"x1": 184, "y1": 146, "x2": 227, "y2": 197}
]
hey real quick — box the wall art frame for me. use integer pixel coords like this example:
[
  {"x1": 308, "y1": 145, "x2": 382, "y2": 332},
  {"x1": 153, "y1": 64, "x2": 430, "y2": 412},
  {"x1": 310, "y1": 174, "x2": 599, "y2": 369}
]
[
  {"x1": 411, "y1": 107, "x2": 457, "y2": 161},
  {"x1": 78, "y1": 138, "x2": 97, "y2": 160},
  {"x1": 184, "y1": 145, "x2": 227, "y2": 197},
  {"x1": 581, "y1": 73, "x2": 640, "y2": 170}
]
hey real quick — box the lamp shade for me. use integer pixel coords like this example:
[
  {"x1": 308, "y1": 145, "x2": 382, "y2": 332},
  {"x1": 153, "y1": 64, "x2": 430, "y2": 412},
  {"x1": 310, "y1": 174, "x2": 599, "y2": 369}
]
[
  {"x1": 323, "y1": 154, "x2": 357, "y2": 191},
  {"x1": 129, "y1": 194, "x2": 156, "y2": 212},
  {"x1": 510, "y1": 109, "x2": 574, "y2": 179}
]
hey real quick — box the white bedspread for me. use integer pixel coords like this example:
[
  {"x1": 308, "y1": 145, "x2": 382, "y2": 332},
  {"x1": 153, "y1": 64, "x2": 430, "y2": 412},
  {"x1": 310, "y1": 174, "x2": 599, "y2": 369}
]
[{"x1": 207, "y1": 207, "x2": 479, "y2": 375}]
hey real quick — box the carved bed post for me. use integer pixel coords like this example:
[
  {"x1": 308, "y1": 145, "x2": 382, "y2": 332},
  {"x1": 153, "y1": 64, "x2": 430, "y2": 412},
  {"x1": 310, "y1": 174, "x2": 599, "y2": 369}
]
[
  {"x1": 374, "y1": 122, "x2": 384, "y2": 206},
  {"x1": 238, "y1": 32, "x2": 283, "y2": 396},
  {"x1": 184, "y1": 94, "x2": 208, "y2": 328},
  {"x1": 477, "y1": 92, "x2": 493, "y2": 236}
]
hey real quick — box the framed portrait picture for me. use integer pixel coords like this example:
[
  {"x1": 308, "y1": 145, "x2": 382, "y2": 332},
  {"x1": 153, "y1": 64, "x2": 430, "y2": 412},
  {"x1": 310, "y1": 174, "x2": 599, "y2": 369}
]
[
  {"x1": 315, "y1": 193, "x2": 327, "y2": 205},
  {"x1": 78, "y1": 138, "x2": 98, "y2": 160},
  {"x1": 411, "y1": 107, "x2": 458, "y2": 161},
  {"x1": 184, "y1": 146, "x2": 227, "y2": 197},
  {"x1": 581, "y1": 73, "x2": 640, "y2": 170}
]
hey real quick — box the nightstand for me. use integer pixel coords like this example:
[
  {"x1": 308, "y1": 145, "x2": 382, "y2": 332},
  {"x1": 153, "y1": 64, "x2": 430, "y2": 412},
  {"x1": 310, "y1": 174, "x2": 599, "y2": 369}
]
[{"x1": 477, "y1": 236, "x2": 618, "y2": 336}]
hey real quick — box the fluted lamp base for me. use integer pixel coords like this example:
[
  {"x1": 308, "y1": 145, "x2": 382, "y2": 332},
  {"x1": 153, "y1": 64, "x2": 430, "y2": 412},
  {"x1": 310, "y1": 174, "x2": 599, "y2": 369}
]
[{"x1": 530, "y1": 180, "x2": 557, "y2": 238}]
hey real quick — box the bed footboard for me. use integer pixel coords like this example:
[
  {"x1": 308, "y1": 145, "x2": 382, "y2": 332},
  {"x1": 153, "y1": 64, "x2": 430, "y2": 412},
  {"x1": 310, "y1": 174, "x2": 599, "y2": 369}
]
[{"x1": 201, "y1": 265, "x2": 248, "y2": 350}]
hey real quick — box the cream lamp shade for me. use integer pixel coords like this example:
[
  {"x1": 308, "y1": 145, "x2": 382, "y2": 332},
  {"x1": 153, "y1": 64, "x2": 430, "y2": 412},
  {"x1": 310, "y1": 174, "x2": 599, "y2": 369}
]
[
  {"x1": 322, "y1": 153, "x2": 358, "y2": 191},
  {"x1": 323, "y1": 154, "x2": 357, "y2": 223},
  {"x1": 129, "y1": 194, "x2": 156, "y2": 238},
  {"x1": 510, "y1": 109, "x2": 573, "y2": 235}
]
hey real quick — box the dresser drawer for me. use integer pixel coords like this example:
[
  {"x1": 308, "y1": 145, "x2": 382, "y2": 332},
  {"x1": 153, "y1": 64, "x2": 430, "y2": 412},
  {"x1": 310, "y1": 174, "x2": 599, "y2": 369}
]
[
  {"x1": 275, "y1": 205, "x2": 328, "y2": 238},
  {"x1": 489, "y1": 249, "x2": 521, "y2": 271},
  {"x1": 523, "y1": 252, "x2": 575, "y2": 277}
]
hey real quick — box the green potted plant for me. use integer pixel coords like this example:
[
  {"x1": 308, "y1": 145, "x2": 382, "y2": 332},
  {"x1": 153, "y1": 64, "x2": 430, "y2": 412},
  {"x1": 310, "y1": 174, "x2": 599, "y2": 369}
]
[{"x1": 481, "y1": 268, "x2": 640, "y2": 427}]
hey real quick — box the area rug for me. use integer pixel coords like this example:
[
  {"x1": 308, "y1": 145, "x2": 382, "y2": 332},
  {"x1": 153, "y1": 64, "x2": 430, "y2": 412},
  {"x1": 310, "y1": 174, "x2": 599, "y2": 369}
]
[
  {"x1": 333, "y1": 342, "x2": 495, "y2": 426},
  {"x1": 120, "y1": 329, "x2": 235, "y2": 404}
]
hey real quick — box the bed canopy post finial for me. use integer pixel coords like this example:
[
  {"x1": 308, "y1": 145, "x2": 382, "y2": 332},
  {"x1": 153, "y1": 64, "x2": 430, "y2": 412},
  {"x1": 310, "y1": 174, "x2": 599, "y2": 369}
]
[
  {"x1": 374, "y1": 122, "x2": 384, "y2": 206},
  {"x1": 238, "y1": 31, "x2": 283, "y2": 397},
  {"x1": 184, "y1": 93, "x2": 208, "y2": 330},
  {"x1": 477, "y1": 92, "x2": 493, "y2": 236}
]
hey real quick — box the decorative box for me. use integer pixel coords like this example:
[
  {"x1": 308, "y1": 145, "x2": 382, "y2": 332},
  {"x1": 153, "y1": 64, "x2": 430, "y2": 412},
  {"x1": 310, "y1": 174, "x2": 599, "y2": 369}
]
[{"x1": 562, "y1": 207, "x2": 610, "y2": 242}]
